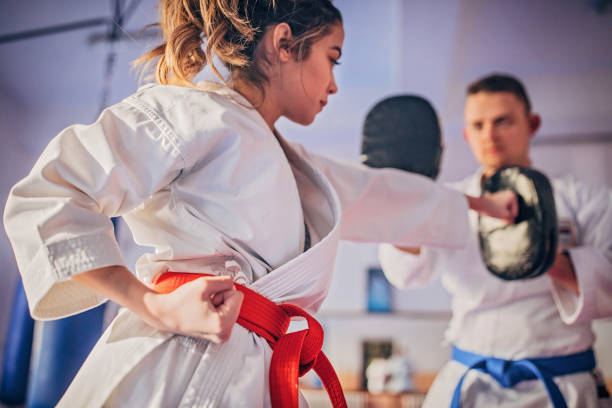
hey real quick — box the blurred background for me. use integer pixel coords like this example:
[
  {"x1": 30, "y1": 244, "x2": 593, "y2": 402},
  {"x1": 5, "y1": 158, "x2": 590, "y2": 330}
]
[{"x1": 0, "y1": 0, "x2": 611, "y2": 406}]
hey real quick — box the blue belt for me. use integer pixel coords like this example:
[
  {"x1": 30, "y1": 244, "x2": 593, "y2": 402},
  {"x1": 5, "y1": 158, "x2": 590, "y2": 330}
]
[{"x1": 450, "y1": 346, "x2": 596, "y2": 408}]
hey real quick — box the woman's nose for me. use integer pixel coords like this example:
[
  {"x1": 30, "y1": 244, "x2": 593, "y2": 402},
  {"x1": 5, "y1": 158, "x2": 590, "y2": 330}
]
[{"x1": 328, "y1": 75, "x2": 338, "y2": 95}]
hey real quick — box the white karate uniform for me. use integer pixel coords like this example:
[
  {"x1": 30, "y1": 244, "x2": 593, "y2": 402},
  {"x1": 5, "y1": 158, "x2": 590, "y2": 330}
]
[
  {"x1": 4, "y1": 84, "x2": 471, "y2": 407},
  {"x1": 380, "y1": 170, "x2": 612, "y2": 408}
]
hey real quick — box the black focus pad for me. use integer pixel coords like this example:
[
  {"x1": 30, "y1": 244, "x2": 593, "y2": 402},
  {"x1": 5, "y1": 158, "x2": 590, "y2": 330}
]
[
  {"x1": 479, "y1": 167, "x2": 558, "y2": 280},
  {"x1": 360, "y1": 95, "x2": 442, "y2": 179}
]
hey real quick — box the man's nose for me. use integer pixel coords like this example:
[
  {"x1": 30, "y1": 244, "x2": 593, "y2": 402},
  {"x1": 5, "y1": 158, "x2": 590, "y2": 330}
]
[{"x1": 482, "y1": 123, "x2": 498, "y2": 142}]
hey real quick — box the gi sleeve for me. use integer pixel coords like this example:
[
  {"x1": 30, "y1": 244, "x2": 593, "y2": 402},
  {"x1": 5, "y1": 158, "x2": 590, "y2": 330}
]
[
  {"x1": 293, "y1": 144, "x2": 469, "y2": 249},
  {"x1": 378, "y1": 244, "x2": 440, "y2": 289},
  {"x1": 3, "y1": 98, "x2": 186, "y2": 320},
  {"x1": 550, "y1": 180, "x2": 612, "y2": 324}
]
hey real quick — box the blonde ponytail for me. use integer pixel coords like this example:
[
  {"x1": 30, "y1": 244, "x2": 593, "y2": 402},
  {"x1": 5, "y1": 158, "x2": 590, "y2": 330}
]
[{"x1": 135, "y1": 0, "x2": 341, "y2": 88}]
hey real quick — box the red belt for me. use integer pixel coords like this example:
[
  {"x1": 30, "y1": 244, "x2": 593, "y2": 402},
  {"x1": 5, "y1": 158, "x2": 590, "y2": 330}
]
[{"x1": 153, "y1": 272, "x2": 347, "y2": 408}]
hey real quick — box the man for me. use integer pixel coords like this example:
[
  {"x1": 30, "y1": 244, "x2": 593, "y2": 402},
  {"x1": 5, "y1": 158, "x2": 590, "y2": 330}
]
[{"x1": 379, "y1": 74, "x2": 612, "y2": 407}]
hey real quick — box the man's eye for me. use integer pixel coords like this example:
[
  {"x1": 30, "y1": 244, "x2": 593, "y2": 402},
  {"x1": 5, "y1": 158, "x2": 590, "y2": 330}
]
[{"x1": 496, "y1": 117, "x2": 512, "y2": 126}]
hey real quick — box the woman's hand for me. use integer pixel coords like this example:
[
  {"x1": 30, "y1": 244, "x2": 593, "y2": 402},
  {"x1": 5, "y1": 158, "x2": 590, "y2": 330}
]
[
  {"x1": 145, "y1": 276, "x2": 244, "y2": 343},
  {"x1": 466, "y1": 190, "x2": 518, "y2": 223}
]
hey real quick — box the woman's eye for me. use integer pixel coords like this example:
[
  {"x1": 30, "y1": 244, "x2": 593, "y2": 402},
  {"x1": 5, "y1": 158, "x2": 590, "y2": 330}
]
[{"x1": 330, "y1": 58, "x2": 341, "y2": 66}]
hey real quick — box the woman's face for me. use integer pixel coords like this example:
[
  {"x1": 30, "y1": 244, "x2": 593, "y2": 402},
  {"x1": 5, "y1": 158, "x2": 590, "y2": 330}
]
[{"x1": 279, "y1": 22, "x2": 344, "y2": 125}]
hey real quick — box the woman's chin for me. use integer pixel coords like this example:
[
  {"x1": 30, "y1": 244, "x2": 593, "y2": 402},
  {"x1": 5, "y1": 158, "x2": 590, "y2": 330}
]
[{"x1": 290, "y1": 113, "x2": 316, "y2": 126}]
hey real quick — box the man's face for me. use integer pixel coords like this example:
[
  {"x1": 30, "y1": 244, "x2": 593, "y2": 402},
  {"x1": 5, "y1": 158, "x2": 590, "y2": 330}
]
[{"x1": 463, "y1": 91, "x2": 539, "y2": 173}]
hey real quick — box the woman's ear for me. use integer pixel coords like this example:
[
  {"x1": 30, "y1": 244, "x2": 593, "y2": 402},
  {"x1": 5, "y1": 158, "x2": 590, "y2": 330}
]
[{"x1": 271, "y1": 22, "x2": 293, "y2": 62}]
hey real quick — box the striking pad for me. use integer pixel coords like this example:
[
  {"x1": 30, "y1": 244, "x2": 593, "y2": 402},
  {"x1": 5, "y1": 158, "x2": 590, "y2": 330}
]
[
  {"x1": 479, "y1": 167, "x2": 558, "y2": 280},
  {"x1": 360, "y1": 95, "x2": 442, "y2": 179}
]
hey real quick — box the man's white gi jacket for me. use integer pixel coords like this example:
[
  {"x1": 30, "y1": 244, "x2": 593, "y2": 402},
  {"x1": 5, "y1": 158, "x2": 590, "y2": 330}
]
[{"x1": 380, "y1": 170, "x2": 612, "y2": 408}]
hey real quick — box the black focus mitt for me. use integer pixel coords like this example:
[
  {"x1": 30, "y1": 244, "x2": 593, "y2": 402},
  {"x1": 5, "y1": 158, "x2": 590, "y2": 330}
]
[
  {"x1": 479, "y1": 166, "x2": 558, "y2": 280},
  {"x1": 360, "y1": 95, "x2": 442, "y2": 179}
]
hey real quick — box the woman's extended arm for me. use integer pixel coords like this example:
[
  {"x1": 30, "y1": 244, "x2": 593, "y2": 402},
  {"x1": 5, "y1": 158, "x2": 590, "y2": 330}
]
[{"x1": 466, "y1": 190, "x2": 518, "y2": 223}]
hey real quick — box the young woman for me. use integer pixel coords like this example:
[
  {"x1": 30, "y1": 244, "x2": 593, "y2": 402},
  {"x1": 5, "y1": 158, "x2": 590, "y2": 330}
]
[{"x1": 3, "y1": 1, "x2": 516, "y2": 406}]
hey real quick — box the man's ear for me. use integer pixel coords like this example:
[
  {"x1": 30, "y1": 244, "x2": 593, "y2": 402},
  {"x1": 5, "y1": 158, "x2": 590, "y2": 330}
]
[
  {"x1": 529, "y1": 113, "x2": 541, "y2": 137},
  {"x1": 271, "y1": 23, "x2": 293, "y2": 63},
  {"x1": 462, "y1": 127, "x2": 469, "y2": 141}
]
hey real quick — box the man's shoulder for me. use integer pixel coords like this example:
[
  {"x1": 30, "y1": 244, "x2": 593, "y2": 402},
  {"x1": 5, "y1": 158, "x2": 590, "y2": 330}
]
[
  {"x1": 548, "y1": 173, "x2": 607, "y2": 196},
  {"x1": 546, "y1": 173, "x2": 611, "y2": 216}
]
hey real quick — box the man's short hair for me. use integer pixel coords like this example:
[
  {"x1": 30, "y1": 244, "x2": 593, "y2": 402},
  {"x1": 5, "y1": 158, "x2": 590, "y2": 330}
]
[{"x1": 467, "y1": 73, "x2": 532, "y2": 113}]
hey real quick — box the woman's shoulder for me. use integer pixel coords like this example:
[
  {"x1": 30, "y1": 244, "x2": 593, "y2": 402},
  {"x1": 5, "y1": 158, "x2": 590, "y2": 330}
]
[
  {"x1": 126, "y1": 83, "x2": 264, "y2": 133},
  {"x1": 127, "y1": 83, "x2": 230, "y2": 116},
  {"x1": 118, "y1": 83, "x2": 268, "y2": 166}
]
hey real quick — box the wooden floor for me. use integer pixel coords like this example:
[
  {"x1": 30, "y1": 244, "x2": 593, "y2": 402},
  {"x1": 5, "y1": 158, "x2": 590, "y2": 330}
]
[
  {"x1": 301, "y1": 389, "x2": 426, "y2": 408},
  {"x1": 301, "y1": 373, "x2": 612, "y2": 408}
]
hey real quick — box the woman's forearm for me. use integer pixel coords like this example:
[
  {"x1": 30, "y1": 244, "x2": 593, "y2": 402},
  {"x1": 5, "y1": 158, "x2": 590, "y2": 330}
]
[
  {"x1": 465, "y1": 191, "x2": 517, "y2": 223},
  {"x1": 71, "y1": 265, "x2": 244, "y2": 342},
  {"x1": 466, "y1": 194, "x2": 490, "y2": 214},
  {"x1": 71, "y1": 265, "x2": 161, "y2": 328}
]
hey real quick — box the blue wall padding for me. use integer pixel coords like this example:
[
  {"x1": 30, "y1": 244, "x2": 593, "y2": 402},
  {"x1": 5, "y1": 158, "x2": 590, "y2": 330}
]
[
  {"x1": 0, "y1": 280, "x2": 35, "y2": 404},
  {"x1": 25, "y1": 304, "x2": 105, "y2": 408}
]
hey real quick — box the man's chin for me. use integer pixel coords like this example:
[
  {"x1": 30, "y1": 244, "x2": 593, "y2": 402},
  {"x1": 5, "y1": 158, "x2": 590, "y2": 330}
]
[
  {"x1": 484, "y1": 159, "x2": 523, "y2": 172},
  {"x1": 481, "y1": 158, "x2": 506, "y2": 172}
]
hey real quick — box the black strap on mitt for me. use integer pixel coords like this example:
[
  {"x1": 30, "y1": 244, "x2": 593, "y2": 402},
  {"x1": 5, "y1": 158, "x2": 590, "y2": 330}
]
[
  {"x1": 360, "y1": 95, "x2": 442, "y2": 179},
  {"x1": 479, "y1": 166, "x2": 558, "y2": 280}
]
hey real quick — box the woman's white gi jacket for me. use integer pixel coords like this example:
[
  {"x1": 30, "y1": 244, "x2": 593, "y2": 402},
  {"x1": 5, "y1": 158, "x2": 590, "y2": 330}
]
[{"x1": 4, "y1": 84, "x2": 469, "y2": 407}]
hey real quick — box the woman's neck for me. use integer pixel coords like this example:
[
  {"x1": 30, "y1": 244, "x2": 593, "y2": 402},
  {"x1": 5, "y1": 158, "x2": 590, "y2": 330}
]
[{"x1": 232, "y1": 81, "x2": 280, "y2": 131}]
